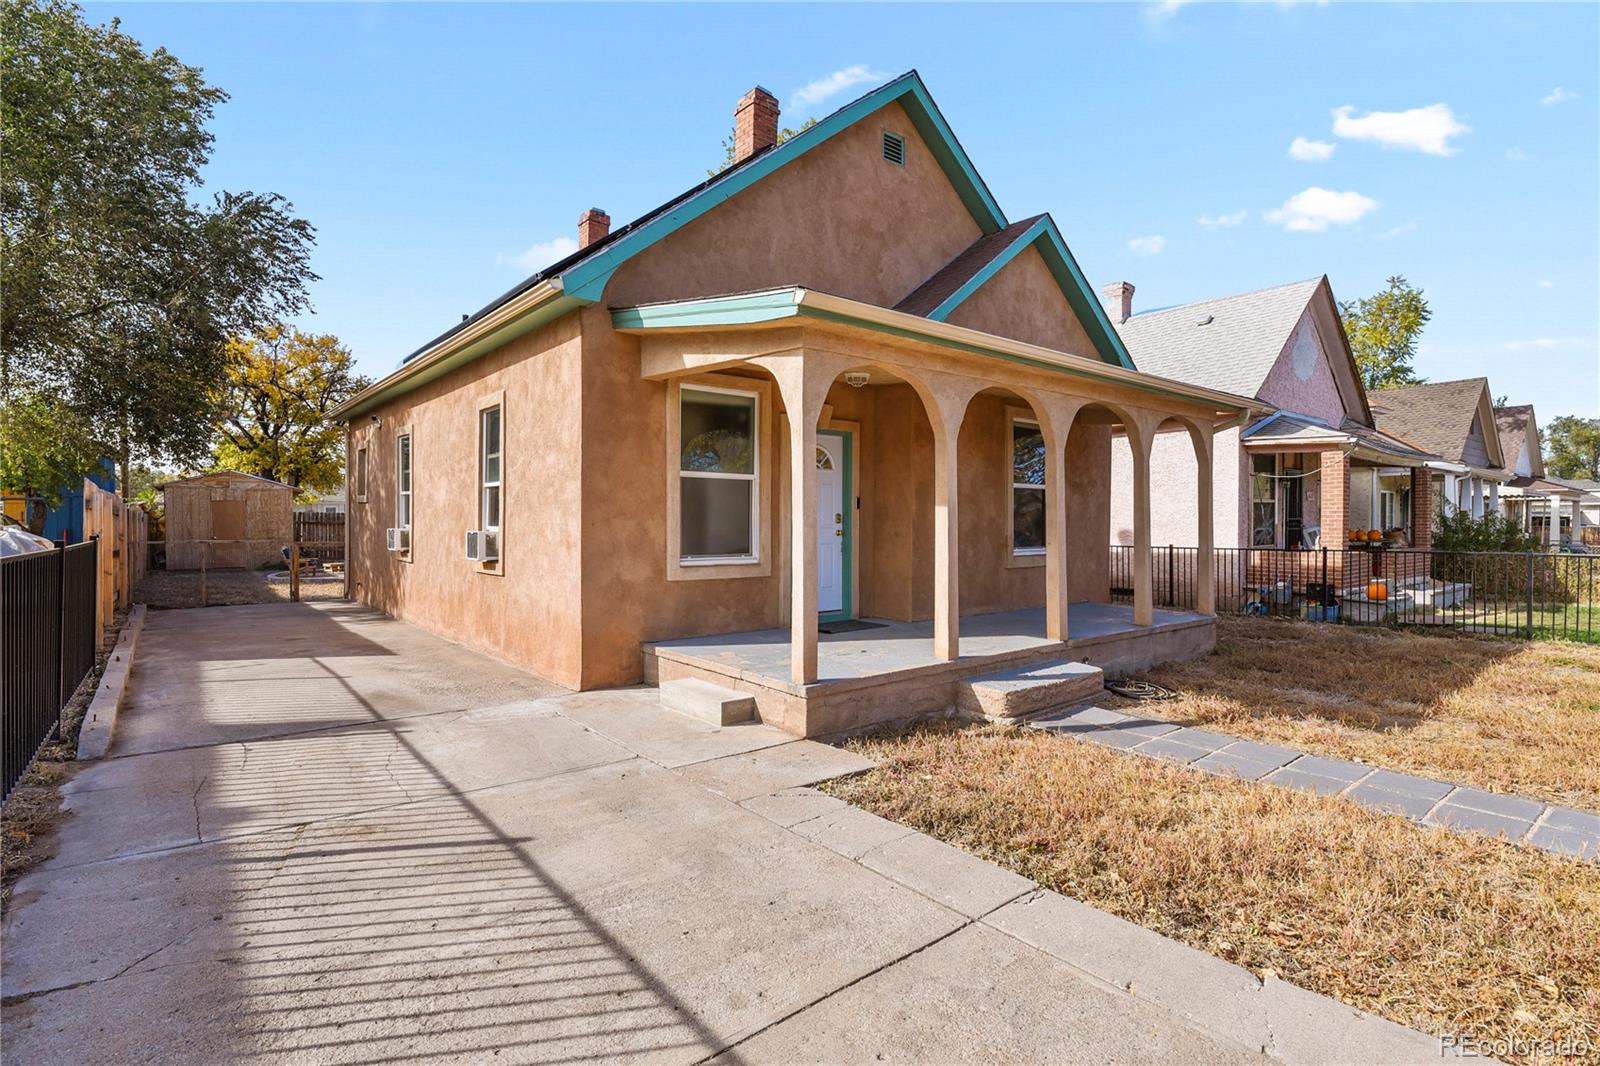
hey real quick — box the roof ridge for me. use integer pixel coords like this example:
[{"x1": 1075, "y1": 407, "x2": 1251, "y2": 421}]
[{"x1": 1124, "y1": 276, "x2": 1322, "y2": 319}]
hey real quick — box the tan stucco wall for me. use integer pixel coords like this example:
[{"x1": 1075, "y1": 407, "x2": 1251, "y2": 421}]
[
  {"x1": 348, "y1": 314, "x2": 586, "y2": 689},
  {"x1": 604, "y1": 100, "x2": 984, "y2": 311},
  {"x1": 943, "y1": 244, "x2": 1096, "y2": 358}
]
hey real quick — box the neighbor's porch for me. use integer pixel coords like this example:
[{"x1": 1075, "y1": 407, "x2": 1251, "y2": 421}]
[{"x1": 643, "y1": 602, "x2": 1214, "y2": 737}]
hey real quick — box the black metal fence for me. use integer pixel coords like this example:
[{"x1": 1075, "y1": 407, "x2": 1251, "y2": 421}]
[
  {"x1": 1110, "y1": 544, "x2": 1600, "y2": 644},
  {"x1": 3, "y1": 542, "x2": 99, "y2": 799}
]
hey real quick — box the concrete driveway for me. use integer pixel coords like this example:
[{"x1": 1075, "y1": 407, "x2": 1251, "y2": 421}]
[{"x1": 2, "y1": 603, "x2": 1433, "y2": 1064}]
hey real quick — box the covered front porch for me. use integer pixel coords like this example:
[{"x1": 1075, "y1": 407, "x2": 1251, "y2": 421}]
[
  {"x1": 644, "y1": 603, "x2": 1213, "y2": 737},
  {"x1": 618, "y1": 286, "x2": 1253, "y2": 735}
]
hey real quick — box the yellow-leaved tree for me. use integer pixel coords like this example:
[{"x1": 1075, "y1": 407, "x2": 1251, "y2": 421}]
[{"x1": 212, "y1": 325, "x2": 370, "y2": 496}]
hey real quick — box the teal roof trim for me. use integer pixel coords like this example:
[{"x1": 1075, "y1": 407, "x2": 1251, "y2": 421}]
[
  {"x1": 561, "y1": 71, "x2": 1007, "y2": 304},
  {"x1": 926, "y1": 217, "x2": 1052, "y2": 320},
  {"x1": 609, "y1": 289, "x2": 801, "y2": 330}
]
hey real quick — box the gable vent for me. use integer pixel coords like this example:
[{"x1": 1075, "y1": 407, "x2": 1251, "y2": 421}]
[{"x1": 882, "y1": 130, "x2": 905, "y2": 166}]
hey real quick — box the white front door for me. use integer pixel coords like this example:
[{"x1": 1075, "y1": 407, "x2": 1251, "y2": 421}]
[{"x1": 816, "y1": 436, "x2": 844, "y2": 614}]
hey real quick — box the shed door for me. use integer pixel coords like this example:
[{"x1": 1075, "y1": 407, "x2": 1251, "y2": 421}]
[{"x1": 211, "y1": 498, "x2": 245, "y2": 540}]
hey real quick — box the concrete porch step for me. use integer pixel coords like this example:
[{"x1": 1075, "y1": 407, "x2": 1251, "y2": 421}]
[
  {"x1": 957, "y1": 659, "x2": 1105, "y2": 722},
  {"x1": 659, "y1": 678, "x2": 756, "y2": 728}
]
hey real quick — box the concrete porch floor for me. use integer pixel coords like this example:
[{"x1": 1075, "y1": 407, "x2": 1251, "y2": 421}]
[{"x1": 644, "y1": 603, "x2": 1216, "y2": 736}]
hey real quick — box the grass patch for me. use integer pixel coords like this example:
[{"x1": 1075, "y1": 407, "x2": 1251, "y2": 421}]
[
  {"x1": 1117, "y1": 617, "x2": 1600, "y2": 812},
  {"x1": 825, "y1": 723, "x2": 1600, "y2": 1061}
]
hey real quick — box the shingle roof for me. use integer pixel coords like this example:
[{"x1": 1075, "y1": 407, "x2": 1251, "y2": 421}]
[
  {"x1": 894, "y1": 215, "x2": 1045, "y2": 317},
  {"x1": 1244, "y1": 412, "x2": 1438, "y2": 464},
  {"x1": 1494, "y1": 404, "x2": 1542, "y2": 477},
  {"x1": 1369, "y1": 378, "x2": 1491, "y2": 466},
  {"x1": 1112, "y1": 278, "x2": 1322, "y2": 399}
]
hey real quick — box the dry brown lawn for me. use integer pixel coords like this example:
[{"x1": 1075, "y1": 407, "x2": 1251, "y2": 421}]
[
  {"x1": 826, "y1": 724, "x2": 1600, "y2": 1062},
  {"x1": 1114, "y1": 616, "x2": 1600, "y2": 812},
  {"x1": 135, "y1": 568, "x2": 347, "y2": 609}
]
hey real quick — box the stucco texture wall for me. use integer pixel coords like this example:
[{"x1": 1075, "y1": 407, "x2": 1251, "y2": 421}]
[
  {"x1": 1109, "y1": 425, "x2": 1240, "y2": 548},
  {"x1": 348, "y1": 314, "x2": 586, "y2": 689},
  {"x1": 604, "y1": 100, "x2": 983, "y2": 310},
  {"x1": 1258, "y1": 311, "x2": 1349, "y2": 424},
  {"x1": 943, "y1": 245, "x2": 1096, "y2": 358}
]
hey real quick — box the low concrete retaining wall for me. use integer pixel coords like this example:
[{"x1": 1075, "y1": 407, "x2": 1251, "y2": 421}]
[{"x1": 77, "y1": 604, "x2": 147, "y2": 760}]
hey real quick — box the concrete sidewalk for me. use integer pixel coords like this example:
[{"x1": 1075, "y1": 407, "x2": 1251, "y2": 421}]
[{"x1": 3, "y1": 603, "x2": 1450, "y2": 1064}]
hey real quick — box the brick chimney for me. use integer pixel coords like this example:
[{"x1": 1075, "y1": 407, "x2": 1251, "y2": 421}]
[
  {"x1": 578, "y1": 208, "x2": 610, "y2": 249},
  {"x1": 1101, "y1": 281, "x2": 1135, "y2": 325},
  {"x1": 734, "y1": 86, "x2": 780, "y2": 163}
]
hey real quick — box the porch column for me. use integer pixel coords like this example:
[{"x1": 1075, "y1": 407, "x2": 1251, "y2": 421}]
[
  {"x1": 1470, "y1": 476, "x2": 1484, "y2": 519},
  {"x1": 1130, "y1": 417, "x2": 1155, "y2": 626},
  {"x1": 1546, "y1": 500, "x2": 1558, "y2": 547},
  {"x1": 1488, "y1": 480, "x2": 1500, "y2": 515},
  {"x1": 1035, "y1": 398, "x2": 1084, "y2": 642},
  {"x1": 754, "y1": 350, "x2": 847, "y2": 685},
  {"x1": 1193, "y1": 424, "x2": 1216, "y2": 616},
  {"x1": 920, "y1": 380, "x2": 981, "y2": 661}
]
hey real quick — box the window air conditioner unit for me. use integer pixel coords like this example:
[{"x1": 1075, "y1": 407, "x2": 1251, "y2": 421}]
[
  {"x1": 465, "y1": 530, "x2": 499, "y2": 562},
  {"x1": 386, "y1": 527, "x2": 410, "y2": 552}
]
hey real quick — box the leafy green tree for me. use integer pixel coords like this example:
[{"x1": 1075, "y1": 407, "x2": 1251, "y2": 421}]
[
  {"x1": 212, "y1": 325, "x2": 370, "y2": 494},
  {"x1": 1543, "y1": 415, "x2": 1600, "y2": 480},
  {"x1": 0, "y1": 392, "x2": 102, "y2": 526},
  {"x1": 0, "y1": 0, "x2": 317, "y2": 491},
  {"x1": 1338, "y1": 276, "x2": 1431, "y2": 391}
]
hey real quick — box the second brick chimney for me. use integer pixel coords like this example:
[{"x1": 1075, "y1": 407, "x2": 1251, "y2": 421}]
[
  {"x1": 1101, "y1": 280, "x2": 1135, "y2": 325},
  {"x1": 734, "y1": 86, "x2": 780, "y2": 163},
  {"x1": 578, "y1": 208, "x2": 610, "y2": 249}
]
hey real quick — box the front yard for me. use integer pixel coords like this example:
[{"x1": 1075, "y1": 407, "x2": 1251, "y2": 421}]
[
  {"x1": 1114, "y1": 616, "x2": 1600, "y2": 812},
  {"x1": 826, "y1": 725, "x2": 1600, "y2": 1061}
]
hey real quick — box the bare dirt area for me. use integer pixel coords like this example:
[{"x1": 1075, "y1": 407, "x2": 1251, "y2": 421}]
[
  {"x1": 135, "y1": 568, "x2": 347, "y2": 609},
  {"x1": 1113, "y1": 616, "x2": 1600, "y2": 812}
]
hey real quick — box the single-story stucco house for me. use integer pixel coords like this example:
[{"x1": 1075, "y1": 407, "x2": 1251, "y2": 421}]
[
  {"x1": 331, "y1": 72, "x2": 1256, "y2": 736},
  {"x1": 1103, "y1": 277, "x2": 1439, "y2": 563}
]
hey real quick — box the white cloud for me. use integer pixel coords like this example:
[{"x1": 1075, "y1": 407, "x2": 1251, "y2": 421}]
[
  {"x1": 1505, "y1": 146, "x2": 1527, "y2": 161},
  {"x1": 1331, "y1": 103, "x2": 1470, "y2": 156},
  {"x1": 1144, "y1": 0, "x2": 1192, "y2": 22},
  {"x1": 789, "y1": 65, "x2": 889, "y2": 111},
  {"x1": 1288, "y1": 136, "x2": 1336, "y2": 162},
  {"x1": 1504, "y1": 336, "x2": 1587, "y2": 352},
  {"x1": 1542, "y1": 86, "x2": 1578, "y2": 106},
  {"x1": 1264, "y1": 187, "x2": 1379, "y2": 232},
  {"x1": 1197, "y1": 209, "x2": 1248, "y2": 228},
  {"x1": 498, "y1": 235, "x2": 578, "y2": 273},
  {"x1": 1127, "y1": 235, "x2": 1166, "y2": 256},
  {"x1": 1538, "y1": 279, "x2": 1555, "y2": 289}
]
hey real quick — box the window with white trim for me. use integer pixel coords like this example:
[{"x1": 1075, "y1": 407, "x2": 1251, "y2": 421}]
[
  {"x1": 1250, "y1": 454, "x2": 1277, "y2": 547},
  {"x1": 679, "y1": 386, "x2": 757, "y2": 563},
  {"x1": 396, "y1": 434, "x2": 412, "y2": 530},
  {"x1": 479, "y1": 406, "x2": 501, "y2": 531},
  {"x1": 1379, "y1": 490, "x2": 1397, "y2": 531},
  {"x1": 1011, "y1": 418, "x2": 1045, "y2": 554}
]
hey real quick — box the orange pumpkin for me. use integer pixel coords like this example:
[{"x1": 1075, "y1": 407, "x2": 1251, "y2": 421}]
[
  {"x1": 1347, "y1": 529, "x2": 1363, "y2": 543},
  {"x1": 1367, "y1": 580, "x2": 1389, "y2": 601},
  {"x1": 1366, "y1": 529, "x2": 1384, "y2": 543}
]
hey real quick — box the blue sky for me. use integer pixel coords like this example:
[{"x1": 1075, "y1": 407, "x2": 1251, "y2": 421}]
[{"x1": 87, "y1": 2, "x2": 1599, "y2": 421}]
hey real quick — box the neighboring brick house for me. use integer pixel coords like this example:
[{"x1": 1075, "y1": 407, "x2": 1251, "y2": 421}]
[
  {"x1": 330, "y1": 71, "x2": 1256, "y2": 736},
  {"x1": 1105, "y1": 277, "x2": 1438, "y2": 568},
  {"x1": 1369, "y1": 378, "x2": 1510, "y2": 525}
]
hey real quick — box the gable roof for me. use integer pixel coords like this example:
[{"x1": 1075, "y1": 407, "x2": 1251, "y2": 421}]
[
  {"x1": 895, "y1": 216, "x2": 1044, "y2": 317},
  {"x1": 1369, "y1": 378, "x2": 1505, "y2": 470},
  {"x1": 157, "y1": 470, "x2": 293, "y2": 491},
  {"x1": 1494, "y1": 404, "x2": 1545, "y2": 478},
  {"x1": 333, "y1": 72, "x2": 1132, "y2": 421},
  {"x1": 1111, "y1": 276, "x2": 1367, "y2": 420},
  {"x1": 1242, "y1": 411, "x2": 1439, "y2": 466}
]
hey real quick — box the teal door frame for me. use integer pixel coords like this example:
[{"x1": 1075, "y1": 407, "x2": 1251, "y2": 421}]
[{"x1": 818, "y1": 428, "x2": 854, "y2": 623}]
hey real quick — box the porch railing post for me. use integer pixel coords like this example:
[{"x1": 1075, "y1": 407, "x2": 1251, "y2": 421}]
[{"x1": 1525, "y1": 551, "x2": 1535, "y2": 640}]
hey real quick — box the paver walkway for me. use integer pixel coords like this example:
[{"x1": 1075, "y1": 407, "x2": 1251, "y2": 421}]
[
  {"x1": 2, "y1": 602, "x2": 1459, "y2": 1064},
  {"x1": 1031, "y1": 703, "x2": 1600, "y2": 860}
]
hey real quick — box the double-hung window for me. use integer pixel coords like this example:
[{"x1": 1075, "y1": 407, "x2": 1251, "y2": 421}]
[
  {"x1": 1011, "y1": 418, "x2": 1045, "y2": 554},
  {"x1": 396, "y1": 434, "x2": 412, "y2": 530},
  {"x1": 1379, "y1": 489, "x2": 1397, "y2": 531},
  {"x1": 679, "y1": 385, "x2": 757, "y2": 563},
  {"x1": 1250, "y1": 454, "x2": 1277, "y2": 546},
  {"x1": 479, "y1": 406, "x2": 502, "y2": 531}
]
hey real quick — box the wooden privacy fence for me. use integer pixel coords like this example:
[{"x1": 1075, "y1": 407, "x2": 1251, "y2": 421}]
[
  {"x1": 293, "y1": 512, "x2": 345, "y2": 562},
  {"x1": 82, "y1": 479, "x2": 149, "y2": 635},
  {"x1": 2, "y1": 542, "x2": 98, "y2": 799}
]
